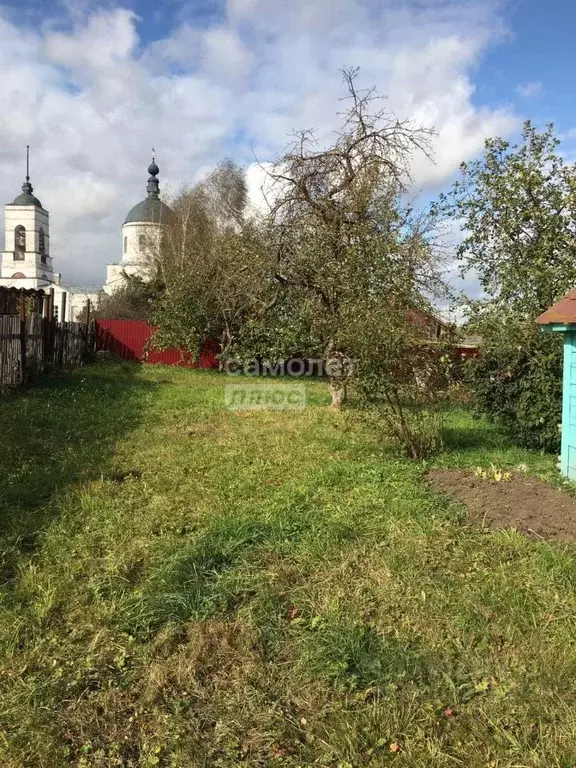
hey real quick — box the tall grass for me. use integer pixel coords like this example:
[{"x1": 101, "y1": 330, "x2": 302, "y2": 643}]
[{"x1": 0, "y1": 362, "x2": 572, "y2": 767}]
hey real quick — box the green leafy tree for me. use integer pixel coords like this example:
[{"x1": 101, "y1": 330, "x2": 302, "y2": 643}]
[
  {"x1": 149, "y1": 160, "x2": 274, "y2": 363},
  {"x1": 93, "y1": 276, "x2": 159, "y2": 321},
  {"x1": 236, "y1": 68, "x2": 446, "y2": 408},
  {"x1": 438, "y1": 121, "x2": 576, "y2": 315},
  {"x1": 437, "y1": 121, "x2": 576, "y2": 450},
  {"x1": 463, "y1": 311, "x2": 562, "y2": 452}
]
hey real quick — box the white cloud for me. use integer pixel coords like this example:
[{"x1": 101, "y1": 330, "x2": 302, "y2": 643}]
[
  {"x1": 202, "y1": 27, "x2": 253, "y2": 87},
  {"x1": 0, "y1": 0, "x2": 518, "y2": 285},
  {"x1": 515, "y1": 80, "x2": 542, "y2": 99}
]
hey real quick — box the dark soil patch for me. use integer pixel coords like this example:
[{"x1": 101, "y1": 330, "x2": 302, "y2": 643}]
[{"x1": 427, "y1": 469, "x2": 576, "y2": 544}]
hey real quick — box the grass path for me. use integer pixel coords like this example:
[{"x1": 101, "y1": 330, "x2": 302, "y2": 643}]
[{"x1": 1, "y1": 363, "x2": 575, "y2": 767}]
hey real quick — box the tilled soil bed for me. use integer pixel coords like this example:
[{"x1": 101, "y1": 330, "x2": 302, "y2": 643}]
[{"x1": 428, "y1": 468, "x2": 576, "y2": 544}]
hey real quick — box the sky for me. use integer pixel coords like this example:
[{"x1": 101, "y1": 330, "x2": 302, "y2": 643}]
[{"x1": 0, "y1": 0, "x2": 575, "y2": 291}]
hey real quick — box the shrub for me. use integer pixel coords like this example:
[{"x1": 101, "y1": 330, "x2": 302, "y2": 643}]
[
  {"x1": 351, "y1": 315, "x2": 455, "y2": 459},
  {"x1": 466, "y1": 316, "x2": 562, "y2": 453},
  {"x1": 360, "y1": 383, "x2": 447, "y2": 460}
]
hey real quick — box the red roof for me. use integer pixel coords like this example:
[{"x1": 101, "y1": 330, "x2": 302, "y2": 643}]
[{"x1": 536, "y1": 288, "x2": 576, "y2": 325}]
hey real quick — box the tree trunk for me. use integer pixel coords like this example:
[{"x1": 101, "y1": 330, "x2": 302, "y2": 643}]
[
  {"x1": 325, "y1": 345, "x2": 349, "y2": 408},
  {"x1": 218, "y1": 327, "x2": 232, "y2": 372},
  {"x1": 328, "y1": 378, "x2": 347, "y2": 408}
]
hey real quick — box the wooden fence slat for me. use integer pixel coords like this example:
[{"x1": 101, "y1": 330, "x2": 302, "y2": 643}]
[
  {"x1": 0, "y1": 315, "x2": 22, "y2": 388},
  {"x1": 0, "y1": 312, "x2": 95, "y2": 391}
]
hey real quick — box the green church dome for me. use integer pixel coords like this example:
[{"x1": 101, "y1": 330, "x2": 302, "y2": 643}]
[
  {"x1": 123, "y1": 158, "x2": 171, "y2": 225},
  {"x1": 124, "y1": 197, "x2": 172, "y2": 224},
  {"x1": 12, "y1": 181, "x2": 42, "y2": 209}
]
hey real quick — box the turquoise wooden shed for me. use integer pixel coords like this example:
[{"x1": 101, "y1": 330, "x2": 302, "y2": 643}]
[{"x1": 537, "y1": 288, "x2": 576, "y2": 479}]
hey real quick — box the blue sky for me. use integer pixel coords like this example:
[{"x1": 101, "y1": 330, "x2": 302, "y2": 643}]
[
  {"x1": 0, "y1": 0, "x2": 574, "y2": 290},
  {"x1": 475, "y1": 0, "x2": 576, "y2": 138}
]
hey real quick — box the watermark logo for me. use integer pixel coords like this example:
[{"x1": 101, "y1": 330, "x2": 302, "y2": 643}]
[
  {"x1": 221, "y1": 356, "x2": 355, "y2": 378},
  {"x1": 225, "y1": 383, "x2": 306, "y2": 410}
]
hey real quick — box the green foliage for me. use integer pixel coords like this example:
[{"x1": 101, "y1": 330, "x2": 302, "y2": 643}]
[
  {"x1": 355, "y1": 373, "x2": 449, "y2": 460},
  {"x1": 149, "y1": 276, "x2": 206, "y2": 358},
  {"x1": 150, "y1": 161, "x2": 273, "y2": 361},
  {"x1": 299, "y1": 614, "x2": 426, "y2": 690},
  {"x1": 122, "y1": 516, "x2": 285, "y2": 635},
  {"x1": 94, "y1": 276, "x2": 159, "y2": 321},
  {"x1": 344, "y1": 301, "x2": 454, "y2": 458},
  {"x1": 438, "y1": 121, "x2": 576, "y2": 450},
  {"x1": 466, "y1": 313, "x2": 563, "y2": 452},
  {"x1": 436, "y1": 121, "x2": 576, "y2": 316},
  {"x1": 234, "y1": 71, "x2": 446, "y2": 408}
]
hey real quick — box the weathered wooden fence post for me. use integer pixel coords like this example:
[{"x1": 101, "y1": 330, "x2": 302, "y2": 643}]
[
  {"x1": 48, "y1": 288, "x2": 54, "y2": 320},
  {"x1": 19, "y1": 289, "x2": 26, "y2": 384},
  {"x1": 48, "y1": 288, "x2": 56, "y2": 368},
  {"x1": 57, "y1": 292, "x2": 67, "y2": 369},
  {"x1": 41, "y1": 290, "x2": 49, "y2": 371},
  {"x1": 1, "y1": 286, "x2": 93, "y2": 390},
  {"x1": 84, "y1": 299, "x2": 92, "y2": 350}
]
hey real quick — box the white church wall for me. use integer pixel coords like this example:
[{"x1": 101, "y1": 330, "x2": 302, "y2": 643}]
[
  {"x1": 0, "y1": 275, "x2": 38, "y2": 291},
  {"x1": 104, "y1": 222, "x2": 159, "y2": 294},
  {"x1": 68, "y1": 290, "x2": 99, "y2": 322},
  {"x1": 4, "y1": 206, "x2": 49, "y2": 254},
  {"x1": 51, "y1": 286, "x2": 67, "y2": 321},
  {"x1": 1, "y1": 203, "x2": 55, "y2": 287},
  {"x1": 103, "y1": 264, "x2": 125, "y2": 295},
  {"x1": 104, "y1": 261, "x2": 151, "y2": 295},
  {"x1": 0, "y1": 256, "x2": 55, "y2": 283},
  {"x1": 121, "y1": 221, "x2": 160, "y2": 264}
]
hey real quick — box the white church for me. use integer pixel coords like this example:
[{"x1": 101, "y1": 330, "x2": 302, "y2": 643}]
[
  {"x1": 104, "y1": 158, "x2": 172, "y2": 295},
  {"x1": 0, "y1": 152, "x2": 170, "y2": 317}
]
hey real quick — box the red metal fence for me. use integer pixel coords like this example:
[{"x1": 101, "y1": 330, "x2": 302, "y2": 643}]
[
  {"x1": 94, "y1": 320, "x2": 219, "y2": 369},
  {"x1": 94, "y1": 319, "x2": 477, "y2": 371}
]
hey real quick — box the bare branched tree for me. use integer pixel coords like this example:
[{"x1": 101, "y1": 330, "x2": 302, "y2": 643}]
[
  {"x1": 269, "y1": 68, "x2": 433, "y2": 225},
  {"x1": 246, "y1": 68, "x2": 444, "y2": 405}
]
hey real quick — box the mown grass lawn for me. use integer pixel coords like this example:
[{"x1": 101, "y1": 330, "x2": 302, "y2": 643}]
[{"x1": 1, "y1": 362, "x2": 575, "y2": 767}]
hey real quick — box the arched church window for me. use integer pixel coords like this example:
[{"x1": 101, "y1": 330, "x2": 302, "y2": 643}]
[
  {"x1": 124, "y1": 236, "x2": 128, "y2": 254},
  {"x1": 14, "y1": 225, "x2": 25, "y2": 260},
  {"x1": 39, "y1": 227, "x2": 46, "y2": 254},
  {"x1": 139, "y1": 234, "x2": 145, "y2": 251},
  {"x1": 11, "y1": 272, "x2": 25, "y2": 279}
]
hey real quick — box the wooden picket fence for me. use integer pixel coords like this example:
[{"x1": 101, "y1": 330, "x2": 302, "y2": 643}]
[{"x1": 0, "y1": 313, "x2": 94, "y2": 390}]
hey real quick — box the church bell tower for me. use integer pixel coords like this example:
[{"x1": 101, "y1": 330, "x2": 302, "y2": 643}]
[{"x1": 0, "y1": 147, "x2": 58, "y2": 289}]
